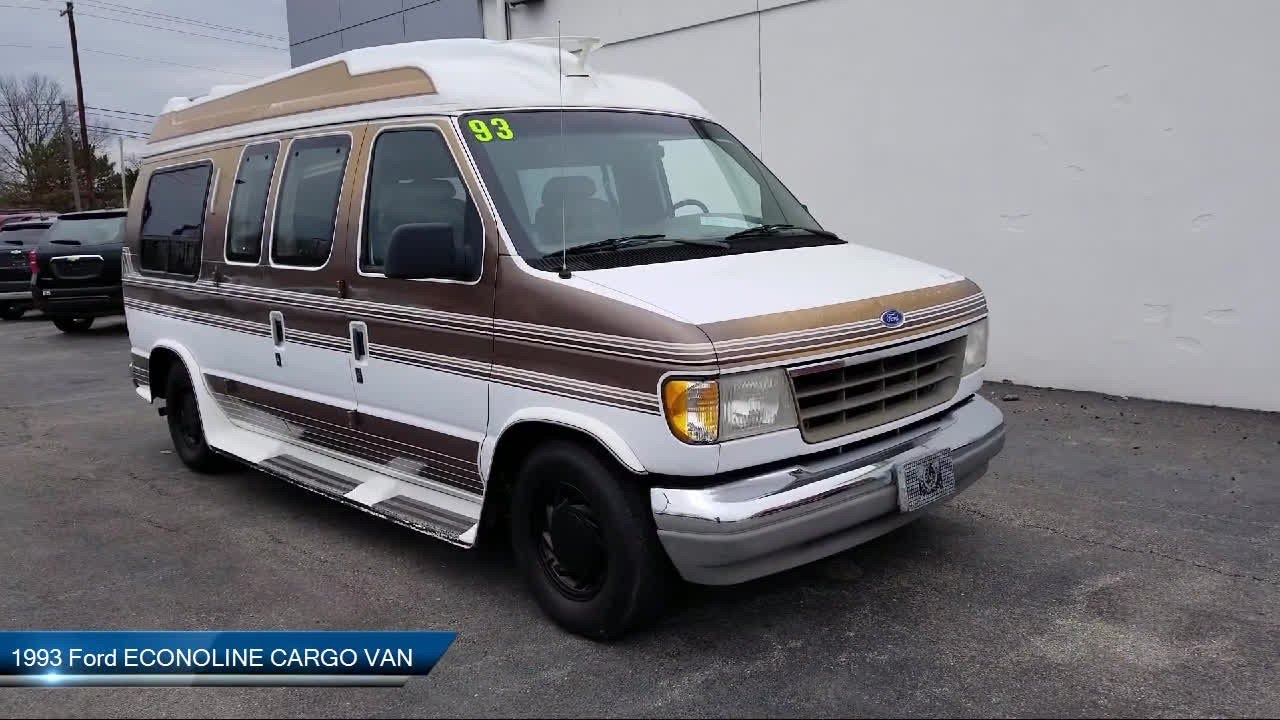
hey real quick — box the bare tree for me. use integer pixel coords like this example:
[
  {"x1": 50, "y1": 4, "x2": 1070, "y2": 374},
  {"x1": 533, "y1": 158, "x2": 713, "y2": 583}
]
[{"x1": 0, "y1": 73, "x2": 66, "y2": 198}]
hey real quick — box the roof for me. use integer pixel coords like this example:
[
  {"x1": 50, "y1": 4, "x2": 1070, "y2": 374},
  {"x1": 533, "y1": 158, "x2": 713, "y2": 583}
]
[
  {"x1": 55, "y1": 209, "x2": 127, "y2": 219},
  {"x1": 1, "y1": 219, "x2": 53, "y2": 229},
  {"x1": 144, "y1": 37, "x2": 713, "y2": 157}
]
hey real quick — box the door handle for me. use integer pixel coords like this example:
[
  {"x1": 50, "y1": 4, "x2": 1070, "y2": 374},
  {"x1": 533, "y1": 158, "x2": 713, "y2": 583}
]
[
  {"x1": 349, "y1": 321, "x2": 368, "y2": 384},
  {"x1": 269, "y1": 311, "x2": 285, "y2": 367}
]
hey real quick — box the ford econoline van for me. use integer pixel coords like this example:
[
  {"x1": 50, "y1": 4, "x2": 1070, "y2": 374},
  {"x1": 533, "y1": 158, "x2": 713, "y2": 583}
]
[{"x1": 124, "y1": 37, "x2": 1004, "y2": 639}]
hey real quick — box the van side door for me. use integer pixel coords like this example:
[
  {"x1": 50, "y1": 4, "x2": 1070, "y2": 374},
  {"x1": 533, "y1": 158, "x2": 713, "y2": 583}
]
[
  {"x1": 340, "y1": 119, "x2": 495, "y2": 499},
  {"x1": 238, "y1": 127, "x2": 365, "y2": 436}
]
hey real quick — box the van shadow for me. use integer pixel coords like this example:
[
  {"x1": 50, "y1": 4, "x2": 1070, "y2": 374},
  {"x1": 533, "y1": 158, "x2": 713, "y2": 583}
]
[{"x1": 211, "y1": 458, "x2": 972, "y2": 640}]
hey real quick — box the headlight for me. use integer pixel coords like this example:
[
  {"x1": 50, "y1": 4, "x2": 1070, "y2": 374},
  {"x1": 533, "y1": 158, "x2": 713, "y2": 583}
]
[
  {"x1": 662, "y1": 370, "x2": 798, "y2": 444},
  {"x1": 963, "y1": 318, "x2": 988, "y2": 375}
]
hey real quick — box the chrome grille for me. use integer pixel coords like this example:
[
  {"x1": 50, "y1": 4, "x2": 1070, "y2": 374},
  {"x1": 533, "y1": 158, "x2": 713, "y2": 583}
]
[{"x1": 789, "y1": 336, "x2": 965, "y2": 443}]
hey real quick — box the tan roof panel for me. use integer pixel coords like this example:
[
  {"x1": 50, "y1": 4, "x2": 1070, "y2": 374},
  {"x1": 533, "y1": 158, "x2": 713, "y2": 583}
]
[{"x1": 150, "y1": 60, "x2": 435, "y2": 143}]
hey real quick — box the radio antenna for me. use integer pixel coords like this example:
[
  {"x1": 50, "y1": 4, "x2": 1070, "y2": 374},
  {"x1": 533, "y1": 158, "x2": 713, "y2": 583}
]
[{"x1": 557, "y1": 21, "x2": 571, "y2": 280}]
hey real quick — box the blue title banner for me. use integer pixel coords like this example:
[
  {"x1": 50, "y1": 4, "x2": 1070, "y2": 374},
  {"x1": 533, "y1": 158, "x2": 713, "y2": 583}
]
[{"x1": 0, "y1": 631, "x2": 457, "y2": 687}]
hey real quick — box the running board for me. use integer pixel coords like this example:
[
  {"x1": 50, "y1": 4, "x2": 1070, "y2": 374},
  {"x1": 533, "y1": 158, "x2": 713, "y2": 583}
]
[{"x1": 255, "y1": 453, "x2": 481, "y2": 546}]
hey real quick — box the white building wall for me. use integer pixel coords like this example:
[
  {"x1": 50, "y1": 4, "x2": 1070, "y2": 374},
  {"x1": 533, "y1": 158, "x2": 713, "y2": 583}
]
[{"x1": 491, "y1": 0, "x2": 1280, "y2": 412}]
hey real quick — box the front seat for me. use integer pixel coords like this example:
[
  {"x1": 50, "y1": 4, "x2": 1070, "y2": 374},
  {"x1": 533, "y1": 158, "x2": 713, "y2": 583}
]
[
  {"x1": 370, "y1": 178, "x2": 468, "y2": 266},
  {"x1": 533, "y1": 175, "x2": 619, "y2": 251}
]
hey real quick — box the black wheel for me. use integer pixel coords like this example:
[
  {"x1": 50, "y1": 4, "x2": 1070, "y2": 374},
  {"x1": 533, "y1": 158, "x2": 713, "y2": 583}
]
[
  {"x1": 165, "y1": 365, "x2": 228, "y2": 473},
  {"x1": 510, "y1": 440, "x2": 672, "y2": 640},
  {"x1": 52, "y1": 316, "x2": 93, "y2": 333},
  {"x1": 0, "y1": 304, "x2": 24, "y2": 321}
]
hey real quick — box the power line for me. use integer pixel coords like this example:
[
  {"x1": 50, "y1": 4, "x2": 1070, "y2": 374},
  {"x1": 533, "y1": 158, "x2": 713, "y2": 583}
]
[
  {"x1": 83, "y1": 105, "x2": 154, "y2": 119},
  {"x1": 74, "y1": 11, "x2": 287, "y2": 51},
  {"x1": 0, "y1": 43, "x2": 261, "y2": 79},
  {"x1": 0, "y1": 4, "x2": 286, "y2": 51},
  {"x1": 71, "y1": 0, "x2": 287, "y2": 42},
  {"x1": 84, "y1": 110, "x2": 151, "y2": 126}
]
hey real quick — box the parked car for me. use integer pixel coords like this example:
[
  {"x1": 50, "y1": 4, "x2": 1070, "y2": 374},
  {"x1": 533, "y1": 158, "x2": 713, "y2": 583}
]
[
  {"x1": 0, "y1": 218, "x2": 55, "y2": 320},
  {"x1": 0, "y1": 210, "x2": 58, "y2": 230},
  {"x1": 124, "y1": 38, "x2": 1004, "y2": 640},
  {"x1": 31, "y1": 208, "x2": 128, "y2": 333}
]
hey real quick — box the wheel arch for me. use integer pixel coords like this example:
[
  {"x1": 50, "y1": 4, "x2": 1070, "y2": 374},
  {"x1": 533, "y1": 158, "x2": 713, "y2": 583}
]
[{"x1": 476, "y1": 411, "x2": 648, "y2": 546}]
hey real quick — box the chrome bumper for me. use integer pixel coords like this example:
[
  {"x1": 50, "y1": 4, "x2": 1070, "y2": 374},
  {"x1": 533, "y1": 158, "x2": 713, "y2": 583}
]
[{"x1": 650, "y1": 395, "x2": 1005, "y2": 585}]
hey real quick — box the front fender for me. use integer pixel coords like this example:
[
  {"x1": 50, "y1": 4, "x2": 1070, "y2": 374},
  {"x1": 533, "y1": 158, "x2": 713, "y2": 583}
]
[{"x1": 480, "y1": 406, "x2": 648, "y2": 480}]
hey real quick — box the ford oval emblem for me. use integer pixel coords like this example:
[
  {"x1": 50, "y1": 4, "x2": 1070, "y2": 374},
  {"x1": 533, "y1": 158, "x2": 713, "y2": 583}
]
[{"x1": 881, "y1": 309, "x2": 905, "y2": 328}]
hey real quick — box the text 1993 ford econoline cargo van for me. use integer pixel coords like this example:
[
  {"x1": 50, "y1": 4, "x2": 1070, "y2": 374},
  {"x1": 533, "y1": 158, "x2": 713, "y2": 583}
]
[{"x1": 124, "y1": 37, "x2": 1004, "y2": 639}]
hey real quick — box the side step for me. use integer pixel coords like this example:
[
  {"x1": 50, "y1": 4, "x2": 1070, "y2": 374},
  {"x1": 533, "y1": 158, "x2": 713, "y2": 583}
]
[
  {"x1": 262, "y1": 456, "x2": 360, "y2": 497},
  {"x1": 372, "y1": 495, "x2": 473, "y2": 539},
  {"x1": 256, "y1": 453, "x2": 480, "y2": 545}
]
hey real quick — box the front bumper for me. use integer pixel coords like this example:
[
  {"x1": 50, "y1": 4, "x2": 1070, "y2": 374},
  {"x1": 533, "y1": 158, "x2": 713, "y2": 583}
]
[
  {"x1": 32, "y1": 284, "x2": 123, "y2": 317},
  {"x1": 650, "y1": 394, "x2": 1005, "y2": 585}
]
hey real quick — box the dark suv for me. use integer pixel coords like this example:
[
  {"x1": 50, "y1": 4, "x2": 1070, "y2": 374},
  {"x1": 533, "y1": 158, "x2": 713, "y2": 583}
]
[
  {"x1": 0, "y1": 217, "x2": 55, "y2": 320},
  {"x1": 31, "y1": 209, "x2": 128, "y2": 333}
]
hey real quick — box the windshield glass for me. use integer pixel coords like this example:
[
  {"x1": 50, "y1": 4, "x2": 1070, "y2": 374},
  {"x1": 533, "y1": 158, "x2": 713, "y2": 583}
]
[
  {"x1": 461, "y1": 110, "x2": 831, "y2": 268},
  {"x1": 1, "y1": 227, "x2": 49, "y2": 246},
  {"x1": 45, "y1": 216, "x2": 125, "y2": 246}
]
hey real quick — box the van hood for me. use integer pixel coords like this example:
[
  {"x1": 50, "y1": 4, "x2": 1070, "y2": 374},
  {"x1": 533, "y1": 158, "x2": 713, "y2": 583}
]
[{"x1": 577, "y1": 242, "x2": 970, "y2": 326}]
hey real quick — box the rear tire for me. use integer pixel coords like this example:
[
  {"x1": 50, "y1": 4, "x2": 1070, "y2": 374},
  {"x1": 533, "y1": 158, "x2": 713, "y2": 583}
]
[
  {"x1": 165, "y1": 365, "x2": 228, "y2": 473},
  {"x1": 510, "y1": 440, "x2": 672, "y2": 641},
  {"x1": 0, "y1": 305, "x2": 23, "y2": 321},
  {"x1": 52, "y1": 316, "x2": 93, "y2": 333}
]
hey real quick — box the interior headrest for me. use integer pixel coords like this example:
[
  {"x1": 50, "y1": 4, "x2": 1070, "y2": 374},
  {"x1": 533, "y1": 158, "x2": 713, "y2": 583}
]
[{"x1": 541, "y1": 175, "x2": 597, "y2": 205}]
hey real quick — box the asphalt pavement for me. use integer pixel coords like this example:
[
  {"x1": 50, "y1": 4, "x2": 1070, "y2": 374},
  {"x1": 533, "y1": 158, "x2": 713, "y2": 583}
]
[{"x1": 1, "y1": 315, "x2": 1277, "y2": 718}]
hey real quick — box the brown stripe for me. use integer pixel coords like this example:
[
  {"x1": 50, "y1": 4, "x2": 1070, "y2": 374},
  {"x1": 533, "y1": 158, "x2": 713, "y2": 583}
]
[{"x1": 204, "y1": 373, "x2": 482, "y2": 495}]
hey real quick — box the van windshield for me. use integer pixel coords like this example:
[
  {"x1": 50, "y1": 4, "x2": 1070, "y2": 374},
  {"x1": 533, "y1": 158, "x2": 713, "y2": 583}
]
[{"x1": 461, "y1": 110, "x2": 834, "y2": 270}]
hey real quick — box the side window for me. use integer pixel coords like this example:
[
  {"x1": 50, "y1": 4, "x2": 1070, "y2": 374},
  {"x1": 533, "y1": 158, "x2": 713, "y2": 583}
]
[
  {"x1": 139, "y1": 161, "x2": 213, "y2": 278},
  {"x1": 271, "y1": 134, "x2": 350, "y2": 268},
  {"x1": 361, "y1": 128, "x2": 482, "y2": 281},
  {"x1": 225, "y1": 141, "x2": 279, "y2": 263}
]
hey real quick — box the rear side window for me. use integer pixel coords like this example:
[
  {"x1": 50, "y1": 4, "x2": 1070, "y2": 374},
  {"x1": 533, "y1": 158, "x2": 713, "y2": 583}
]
[
  {"x1": 271, "y1": 134, "x2": 350, "y2": 268},
  {"x1": 140, "y1": 162, "x2": 214, "y2": 277},
  {"x1": 225, "y1": 142, "x2": 279, "y2": 263}
]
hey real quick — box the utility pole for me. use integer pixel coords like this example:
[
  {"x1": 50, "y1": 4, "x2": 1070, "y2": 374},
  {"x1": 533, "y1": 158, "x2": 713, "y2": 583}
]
[
  {"x1": 118, "y1": 136, "x2": 128, "y2": 208},
  {"x1": 59, "y1": 100, "x2": 83, "y2": 211},
  {"x1": 60, "y1": 1, "x2": 95, "y2": 207}
]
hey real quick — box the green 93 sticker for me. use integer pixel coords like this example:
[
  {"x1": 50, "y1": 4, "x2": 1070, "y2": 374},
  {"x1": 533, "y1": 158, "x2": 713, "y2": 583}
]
[{"x1": 468, "y1": 117, "x2": 514, "y2": 142}]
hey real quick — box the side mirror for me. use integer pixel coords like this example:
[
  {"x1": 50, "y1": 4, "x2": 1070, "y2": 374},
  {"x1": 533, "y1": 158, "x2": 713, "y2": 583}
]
[{"x1": 383, "y1": 223, "x2": 462, "y2": 280}]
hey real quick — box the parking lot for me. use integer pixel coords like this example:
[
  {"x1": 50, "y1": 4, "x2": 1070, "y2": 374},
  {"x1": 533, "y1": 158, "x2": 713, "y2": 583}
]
[{"x1": 0, "y1": 314, "x2": 1277, "y2": 718}]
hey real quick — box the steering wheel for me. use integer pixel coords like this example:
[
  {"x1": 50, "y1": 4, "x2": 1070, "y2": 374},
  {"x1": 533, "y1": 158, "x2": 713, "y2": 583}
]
[{"x1": 672, "y1": 198, "x2": 710, "y2": 214}]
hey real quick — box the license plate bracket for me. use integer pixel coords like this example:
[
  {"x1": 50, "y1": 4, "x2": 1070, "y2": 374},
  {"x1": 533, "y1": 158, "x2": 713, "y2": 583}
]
[{"x1": 895, "y1": 448, "x2": 956, "y2": 513}]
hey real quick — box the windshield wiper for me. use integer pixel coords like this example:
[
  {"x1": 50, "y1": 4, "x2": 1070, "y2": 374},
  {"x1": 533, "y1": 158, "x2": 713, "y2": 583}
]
[
  {"x1": 543, "y1": 234, "x2": 728, "y2": 259},
  {"x1": 723, "y1": 224, "x2": 841, "y2": 242}
]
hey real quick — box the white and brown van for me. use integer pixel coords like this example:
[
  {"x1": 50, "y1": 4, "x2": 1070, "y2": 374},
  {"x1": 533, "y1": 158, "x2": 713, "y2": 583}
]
[{"x1": 124, "y1": 38, "x2": 1004, "y2": 639}]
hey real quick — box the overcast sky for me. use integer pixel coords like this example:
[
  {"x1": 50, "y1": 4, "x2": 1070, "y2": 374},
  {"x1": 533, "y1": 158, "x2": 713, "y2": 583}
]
[{"x1": 0, "y1": 0, "x2": 291, "y2": 163}]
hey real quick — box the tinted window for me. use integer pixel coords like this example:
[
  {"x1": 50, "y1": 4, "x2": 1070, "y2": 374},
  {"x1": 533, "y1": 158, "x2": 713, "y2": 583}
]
[
  {"x1": 0, "y1": 227, "x2": 50, "y2": 246},
  {"x1": 362, "y1": 129, "x2": 481, "y2": 279},
  {"x1": 226, "y1": 142, "x2": 279, "y2": 263},
  {"x1": 140, "y1": 162, "x2": 213, "y2": 277},
  {"x1": 47, "y1": 217, "x2": 125, "y2": 246},
  {"x1": 272, "y1": 134, "x2": 349, "y2": 268}
]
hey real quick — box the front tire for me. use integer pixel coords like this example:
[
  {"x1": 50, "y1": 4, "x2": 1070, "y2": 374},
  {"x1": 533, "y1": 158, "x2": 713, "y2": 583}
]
[
  {"x1": 0, "y1": 304, "x2": 24, "y2": 321},
  {"x1": 52, "y1": 316, "x2": 93, "y2": 333},
  {"x1": 510, "y1": 440, "x2": 672, "y2": 640},
  {"x1": 165, "y1": 365, "x2": 228, "y2": 473}
]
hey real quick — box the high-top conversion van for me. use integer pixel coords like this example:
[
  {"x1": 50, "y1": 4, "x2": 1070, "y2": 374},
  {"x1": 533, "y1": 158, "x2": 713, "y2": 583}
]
[{"x1": 125, "y1": 38, "x2": 1004, "y2": 639}]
